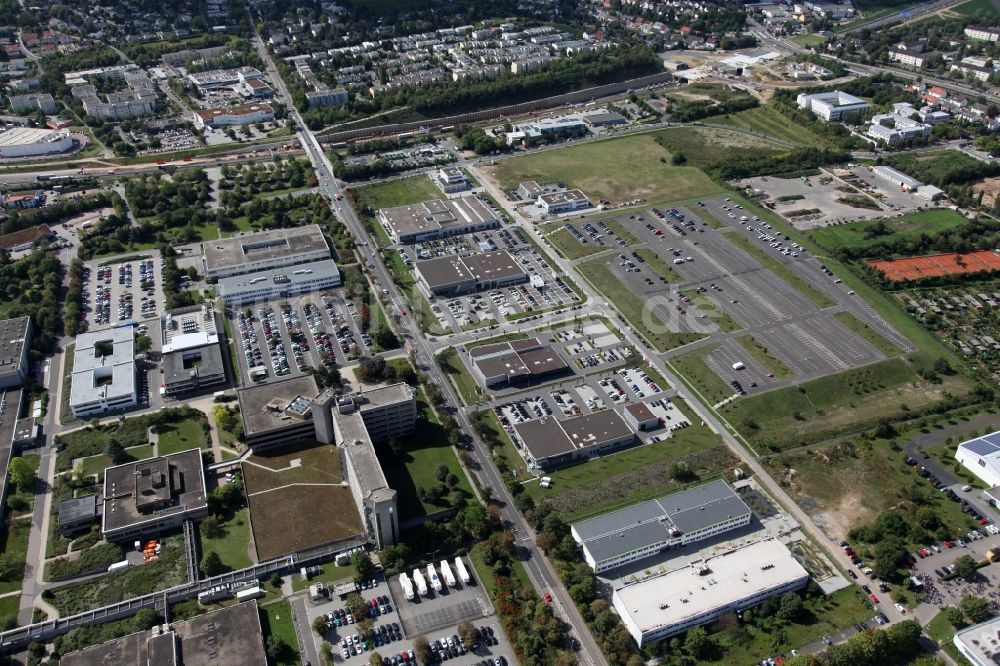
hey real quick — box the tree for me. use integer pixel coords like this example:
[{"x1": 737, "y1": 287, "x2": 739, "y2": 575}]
[
  {"x1": 684, "y1": 626, "x2": 711, "y2": 659},
  {"x1": 313, "y1": 615, "x2": 328, "y2": 635},
  {"x1": 135, "y1": 335, "x2": 152, "y2": 353},
  {"x1": 944, "y1": 606, "x2": 966, "y2": 628},
  {"x1": 352, "y1": 550, "x2": 376, "y2": 583},
  {"x1": 266, "y1": 635, "x2": 291, "y2": 663},
  {"x1": 671, "y1": 152, "x2": 687, "y2": 166},
  {"x1": 369, "y1": 652, "x2": 384, "y2": 666},
  {"x1": 458, "y1": 621, "x2": 476, "y2": 647},
  {"x1": 434, "y1": 464, "x2": 450, "y2": 483},
  {"x1": 200, "y1": 515, "x2": 225, "y2": 539},
  {"x1": 8, "y1": 457, "x2": 35, "y2": 493},
  {"x1": 104, "y1": 438, "x2": 128, "y2": 466},
  {"x1": 201, "y1": 551, "x2": 226, "y2": 577},
  {"x1": 955, "y1": 554, "x2": 979, "y2": 580},
  {"x1": 961, "y1": 594, "x2": 993, "y2": 623},
  {"x1": 413, "y1": 636, "x2": 432, "y2": 664},
  {"x1": 0, "y1": 553, "x2": 25, "y2": 582},
  {"x1": 777, "y1": 592, "x2": 804, "y2": 622},
  {"x1": 346, "y1": 592, "x2": 368, "y2": 620}
]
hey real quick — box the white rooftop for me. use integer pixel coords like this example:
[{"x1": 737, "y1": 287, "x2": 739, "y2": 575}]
[
  {"x1": 71, "y1": 327, "x2": 136, "y2": 406},
  {"x1": 613, "y1": 539, "x2": 808, "y2": 634}
]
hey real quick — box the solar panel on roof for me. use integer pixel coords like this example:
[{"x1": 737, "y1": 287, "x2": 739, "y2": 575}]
[
  {"x1": 963, "y1": 437, "x2": 1000, "y2": 456},
  {"x1": 983, "y1": 432, "x2": 1000, "y2": 447}
]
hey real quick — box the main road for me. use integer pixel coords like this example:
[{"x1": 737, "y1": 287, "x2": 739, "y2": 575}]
[{"x1": 246, "y1": 23, "x2": 606, "y2": 665}]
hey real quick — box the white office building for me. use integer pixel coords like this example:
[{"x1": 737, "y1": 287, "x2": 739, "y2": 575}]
[
  {"x1": 203, "y1": 224, "x2": 331, "y2": 279},
  {"x1": 867, "y1": 113, "x2": 932, "y2": 144},
  {"x1": 217, "y1": 259, "x2": 341, "y2": 305},
  {"x1": 70, "y1": 327, "x2": 137, "y2": 417},
  {"x1": 796, "y1": 91, "x2": 870, "y2": 122},
  {"x1": 956, "y1": 431, "x2": 1000, "y2": 488},
  {"x1": 613, "y1": 539, "x2": 809, "y2": 647}
]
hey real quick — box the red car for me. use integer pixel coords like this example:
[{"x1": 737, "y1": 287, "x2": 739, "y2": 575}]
[
  {"x1": 870, "y1": 594, "x2": 879, "y2": 603},
  {"x1": 919, "y1": 549, "x2": 930, "y2": 557},
  {"x1": 544, "y1": 591, "x2": 553, "y2": 603},
  {"x1": 944, "y1": 541, "x2": 953, "y2": 548}
]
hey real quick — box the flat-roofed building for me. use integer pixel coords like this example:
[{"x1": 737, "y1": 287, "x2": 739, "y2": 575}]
[
  {"x1": 431, "y1": 166, "x2": 471, "y2": 194},
  {"x1": 188, "y1": 66, "x2": 264, "y2": 91},
  {"x1": 965, "y1": 25, "x2": 1000, "y2": 42},
  {"x1": 70, "y1": 326, "x2": 137, "y2": 417},
  {"x1": 612, "y1": 538, "x2": 809, "y2": 646},
  {"x1": 571, "y1": 480, "x2": 753, "y2": 572},
  {"x1": 306, "y1": 86, "x2": 348, "y2": 107},
  {"x1": 954, "y1": 616, "x2": 1000, "y2": 665},
  {"x1": 468, "y1": 337, "x2": 569, "y2": 388},
  {"x1": 377, "y1": 195, "x2": 500, "y2": 244},
  {"x1": 517, "y1": 180, "x2": 544, "y2": 200},
  {"x1": 160, "y1": 305, "x2": 227, "y2": 396},
  {"x1": 8, "y1": 92, "x2": 55, "y2": 114},
  {"x1": 584, "y1": 110, "x2": 627, "y2": 127},
  {"x1": 0, "y1": 127, "x2": 74, "y2": 158},
  {"x1": 203, "y1": 224, "x2": 331, "y2": 279},
  {"x1": 512, "y1": 409, "x2": 635, "y2": 470},
  {"x1": 872, "y1": 165, "x2": 922, "y2": 191},
  {"x1": 101, "y1": 448, "x2": 208, "y2": 541},
  {"x1": 61, "y1": 600, "x2": 267, "y2": 666},
  {"x1": 58, "y1": 493, "x2": 98, "y2": 536},
  {"x1": 217, "y1": 258, "x2": 341, "y2": 305},
  {"x1": 238, "y1": 375, "x2": 320, "y2": 450},
  {"x1": 536, "y1": 189, "x2": 590, "y2": 215},
  {"x1": 624, "y1": 402, "x2": 659, "y2": 431},
  {"x1": 0, "y1": 317, "x2": 30, "y2": 388},
  {"x1": 796, "y1": 90, "x2": 870, "y2": 122},
  {"x1": 193, "y1": 103, "x2": 273, "y2": 128},
  {"x1": 415, "y1": 250, "x2": 526, "y2": 296}
]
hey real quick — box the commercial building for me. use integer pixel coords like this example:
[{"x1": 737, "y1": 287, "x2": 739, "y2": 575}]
[
  {"x1": 955, "y1": 431, "x2": 1000, "y2": 488},
  {"x1": 203, "y1": 224, "x2": 331, "y2": 279},
  {"x1": 1, "y1": 190, "x2": 44, "y2": 208},
  {"x1": 965, "y1": 25, "x2": 1000, "y2": 42},
  {"x1": 513, "y1": 409, "x2": 636, "y2": 470},
  {"x1": 306, "y1": 86, "x2": 348, "y2": 107},
  {"x1": 160, "y1": 305, "x2": 227, "y2": 396},
  {"x1": 505, "y1": 116, "x2": 588, "y2": 144},
  {"x1": 58, "y1": 493, "x2": 99, "y2": 536},
  {"x1": 239, "y1": 77, "x2": 274, "y2": 99},
  {"x1": 571, "y1": 480, "x2": 753, "y2": 572},
  {"x1": 624, "y1": 402, "x2": 660, "y2": 431},
  {"x1": 61, "y1": 599, "x2": 267, "y2": 666},
  {"x1": 954, "y1": 616, "x2": 1000, "y2": 665},
  {"x1": 612, "y1": 538, "x2": 809, "y2": 647},
  {"x1": 313, "y1": 384, "x2": 417, "y2": 549},
  {"x1": 431, "y1": 166, "x2": 471, "y2": 194},
  {"x1": 517, "y1": 181, "x2": 544, "y2": 201},
  {"x1": 0, "y1": 223, "x2": 52, "y2": 252},
  {"x1": 238, "y1": 375, "x2": 320, "y2": 450},
  {"x1": 7, "y1": 93, "x2": 55, "y2": 114},
  {"x1": 796, "y1": 91, "x2": 870, "y2": 122},
  {"x1": 217, "y1": 258, "x2": 341, "y2": 305},
  {"x1": 536, "y1": 189, "x2": 590, "y2": 215},
  {"x1": 193, "y1": 103, "x2": 274, "y2": 128},
  {"x1": 867, "y1": 112, "x2": 932, "y2": 144},
  {"x1": 468, "y1": 337, "x2": 569, "y2": 388},
  {"x1": 415, "y1": 250, "x2": 526, "y2": 296},
  {"x1": 917, "y1": 184, "x2": 945, "y2": 201},
  {"x1": 0, "y1": 317, "x2": 30, "y2": 388},
  {"x1": 0, "y1": 127, "x2": 74, "y2": 158},
  {"x1": 377, "y1": 195, "x2": 500, "y2": 244},
  {"x1": 188, "y1": 66, "x2": 265, "y2": 91},
  {"x1": 584, "y1": 111, "x2": 627, "y2": 127},
  {"x1": 70, "y1": 326, "x2": 137, "y2": 418},
  {"x1": 872, "y1": 165, "x2": 922, "y2": 191},
  {"x1": 102, "y1": 448, "x2": 208, "y2": 542}
]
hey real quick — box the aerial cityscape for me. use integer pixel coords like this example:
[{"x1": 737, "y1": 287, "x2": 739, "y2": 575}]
[{"x1": 6, "y1": 0, "x2": 1000, "y2": 665}]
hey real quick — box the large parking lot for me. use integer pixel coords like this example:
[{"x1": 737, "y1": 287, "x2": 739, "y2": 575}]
[
  {"x1": 417, "y1": 228, "x2": 581, "y2": 333},
  {"x1": 303, "y1": 564, "x2": 516, "y2": 666},
  {"x1": 230, "y1": 291, "x2": 372, "y2": 385},
  {"x1": 81, "y1": 253, "x2": 164, "y2": 330}
]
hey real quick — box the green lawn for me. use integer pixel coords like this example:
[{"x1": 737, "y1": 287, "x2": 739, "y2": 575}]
[
  {"x1": 720, "y1": 358, "x2": 943, "y2": 452},
  {"x1": 735, "y1": 335, "x2": 792, "y2": 377},
  {"x1": 260, "y1": 601, "x2": 300, "y2": 666},
  {"x1": 833, "y1": 311, "x2": 902, "y2": 356},
  {"x1": 705, "y1": 105, "x2": 829, "y2": 148},
  {"x1": 290, "y1": 563, "x2": 353, "y2": 592},
  {"x1": 724, "y1": 231, "x2": 836, "y2": 308},
  {"x1": 635, "y1": 248, "x2": 681, "y2": 282},
  {"x1": 809, "y1": 209, "x2": 968, "y2": 254},
  {"x1": 653, "y1": 126, "x2": 784, "y2": 168},
  {"x1": 156, "y1": 415, "x2": 210, "y2": 457},
  {"x1": 577, "y1": 255, "x2": 706, "y2": 352},
  {"x1": 886, "y1": 150, "x2": 981, "y2": 188},
  {"x1": 955, "y1": 0, "x2": 1000, "y2": 15},
  {"x1": 545, "y1": 225, "x2": 605, "y2": 260},
  {"x1": 375, "y1": 391, "x2": 474, "y2": 520},
  {"x1": 352, "y1": 174, "x2": 441, "y2": 212},
  {"x1": 438, "y1": 347, "x2": 489, "y2": 405},
  {"x1": 789, "y1": 34, "x2": 828, "y2": 46},
  {"x1": 469, "y1": 541, "x2": 532, "y2": 599},
  {"x1": 669, "y1": 345, "x2": 735, "y2": 405},
  {"x1": 0, "y1": 595, "x2": 19, "y2": 626},
  {"x1": 199, "y1": 507, "x2": 252, "y2": 574},
  {"x1": 0, "y1": 518, "x2": 31, "y2": 594},
  {"x1": 490, "y1": 133, "x2": 722, "y2": 206},
  {"x1": 681, "y1": 289, "x2": 742, "y2": 333}
]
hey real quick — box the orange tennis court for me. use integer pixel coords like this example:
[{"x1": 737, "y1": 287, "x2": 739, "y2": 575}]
[{"x1": 866, "y1": 250, "x2": 1000, "y2": 282}]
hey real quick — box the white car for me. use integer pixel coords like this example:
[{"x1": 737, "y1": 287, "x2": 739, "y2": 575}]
[{"x1": 895, "y1": 603, "x2": 906, "y2": 614}]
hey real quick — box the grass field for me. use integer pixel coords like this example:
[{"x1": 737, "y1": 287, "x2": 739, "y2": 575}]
[
  {"x1": 490, "y1": 133, "x2": 721, "y2": 205},
  {"x1": 577, "y1": 254, "x2": 706, "y2": 352},
  {"x1": 724, "y1": 231, "x2": 836, "y2": 308},
  {"x1": 653, "y1": 126, "x2": 784, "y2": 168},
  {"x1": 0, "y1": 518, "x2": 31, "y2": 594},
  {"x1": 260, "y1": 601, "x2": 300, "y2": 666},
  {"x1": 681, "y1": 290, "x2": 742, "y2": 333},
  {"x1": 833, "y1": 311, "x2": 903, "y2": 356},
  {"x1": 809, "y1": 209, "x2": 968, "y2": 254},
  {"x1": 705, "y1": 105, "x2": 829, "y2": 148},
  {"x1": 735, "y1": 335, "x2": 792, "y2": 377},
  {"x1": 669, "y1": 344, "x2": 735, "y2": 405},
  {"x1": 156, "y1": 415, "x2": 210, "y2": 457},
  {"x1": 243, "y1": 442, "x2": 363, "y2": 560},
  {"x1": 438, "y1": 347, "x2": 488, "y2": 405},
  {"x1": 375, "y1": 390, "x2": 475, "y2": 520},
  {"x1": 789, "y1": 34, "x2": 828, "y2": 46},
  {"x1": 79, "y1": 444, "x2": 154, "y2": 480},
  {"x1": 635, "y1": 248, "x2": 681, "y2": 282},
  {"x1": 606, "y1": 219, "x2": 640, "y2": 246},
  {"x1": 955, "y1": 0, "x2": 999, "y2": 17},
  {"x1": 887, "y1": 150, "x2": 980, "y2": 187},
  {"x1": 350, "y1": 175, "x2": 441, "y2": 247},
  {"x1": 522, "y1": 399, "x2": 737, "y2": 521},
  {"x1": 721, "y1": 358, "x2": 964, "y2": 452},
  {"x1": 545, "y1": 225, "x2": 605, "y2": 260},
  {"x1": 198, "y1": 507, "x2": 253, "y2": 574}
]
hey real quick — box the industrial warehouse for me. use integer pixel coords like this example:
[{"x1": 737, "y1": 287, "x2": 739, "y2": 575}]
[
  {"x1": 0, "y1": 127, "x2": 75, "y2": 158},
  {"x1": 570, "y1": 480, "x2": 753, "y2": 572},
  {"x1": 512, "y1": 408, "x2": 636, "y2": 470},
  {"x1": 377, "y1": 195, "x2": 500, "y2": 244},
  {"x1": 467, "y1": 337, "x2": 569, "y2": 388},
  {"x1": 415, "y1": 250, "x2": 528, "y2": 296}
]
